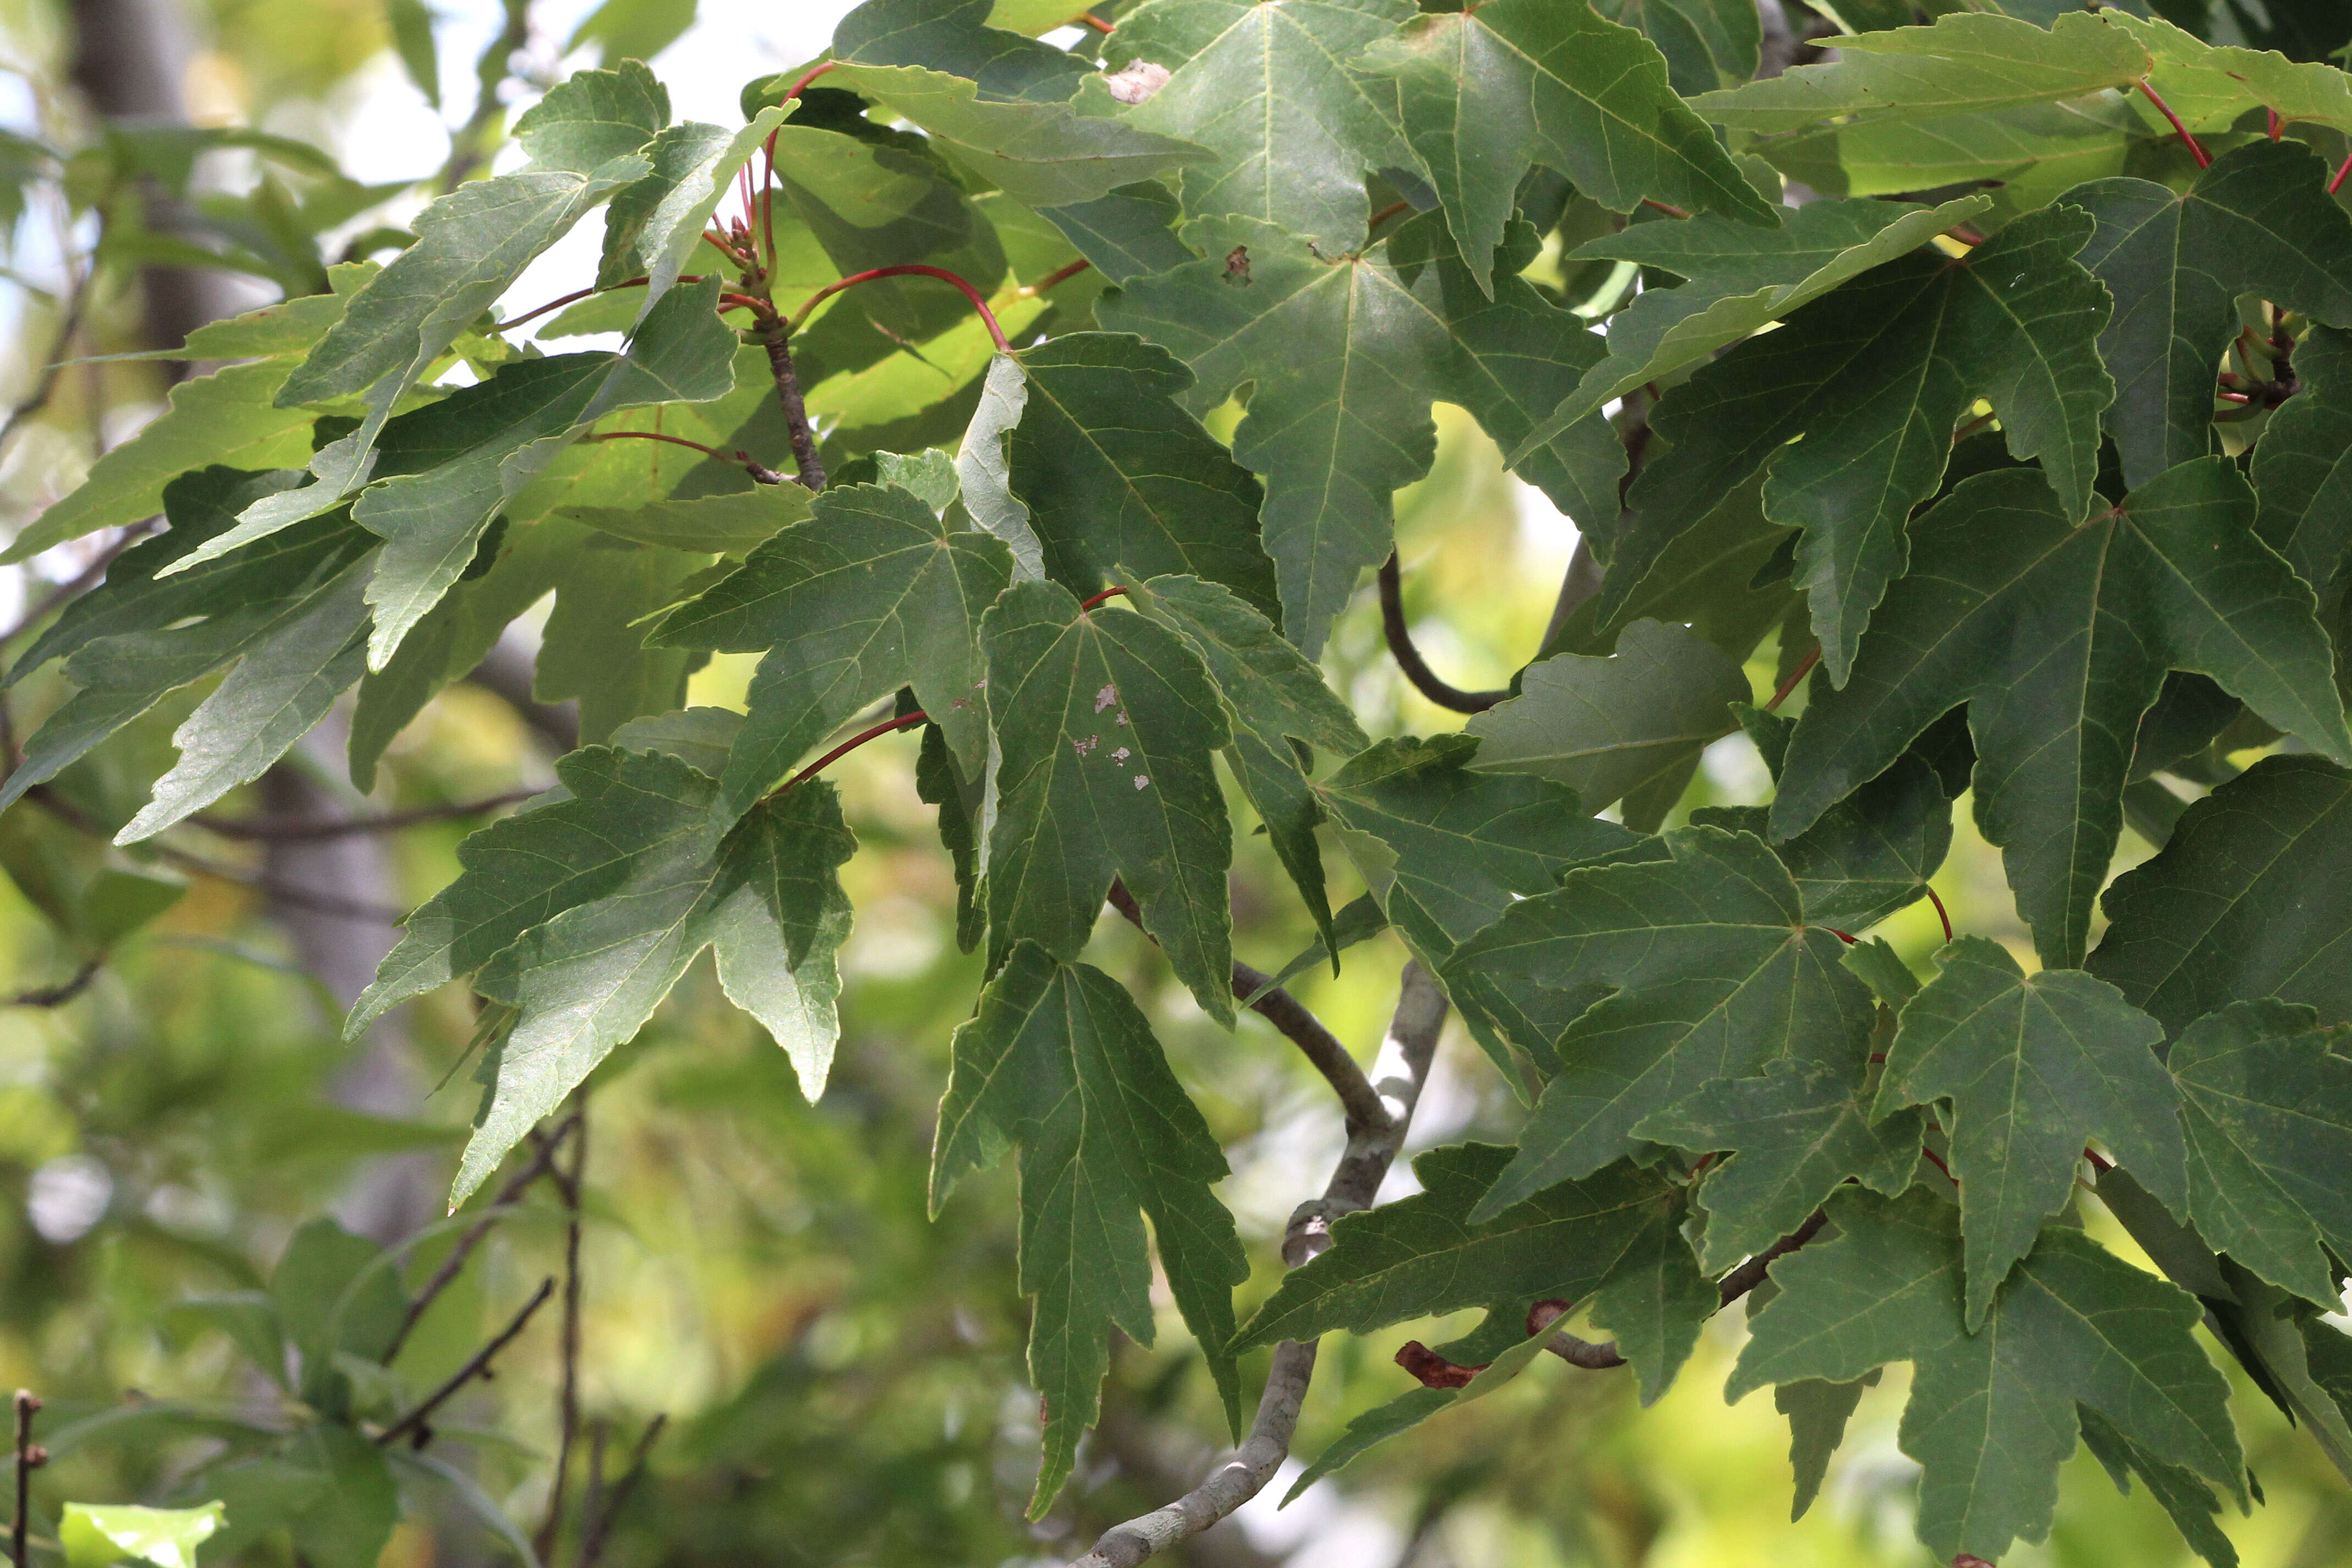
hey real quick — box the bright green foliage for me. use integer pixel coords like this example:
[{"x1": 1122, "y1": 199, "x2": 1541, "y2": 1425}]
[
  {"x1": 2166, "y1": 998, "x2": 2352, "y2": 1308},
  {"x1": 981, "y1": 580, "x2": 1235, "y2": 1022},
  {"x1": 651, "y1": 480, "x2": 1012, "y2": 802},
  {"x1": 2071, "y1": 140, "x2": 2352, "y2": 488},
  {"x1": 60, "y1": 1502, "x2": 224, "y2": 1568},
  {"x1": 1613, "y1": 204, "x2": 2113, "y2": 683},
  {"x1": 1877, "y1": 937, "x2": 2184, "y2": 1326},
  {"x1": 1777, "y1": 461, "x2": 2352, "y2": 967},
  {"x1": 1732, "y1": 1189, "x2": 2244, "y2": 1565},
  {"x1": 1466, "y1": 618, "x2": 1746, "y2": 826},
  {"x1": 931, "y1": 943, "x2": 1248, "y2": 1514},
  {"x1": 1357, "y1": 0, "x2": 1776, "y2": 293},
  {"x1": 1638, "y1": 1059, "x2": 1921, "y2": 1273},
  {"x1": 1447, "y1": 827, "x2": 1876, "y2": 1215},
  {"x1": 1232, "y1": 1141, "x2": 1685, "y2": 1348}
]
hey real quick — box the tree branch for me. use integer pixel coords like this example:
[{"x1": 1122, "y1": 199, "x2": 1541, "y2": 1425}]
[
  {"x1": 1377, "y1": 554, "x2": 1507, "y2": 714},
  {"x1": 1066, "y1": 961, "x2": 1448, "y2": 1568},
  {"x1": 383, "y1": 1114, "x2": 579, "y2": 1365},
  {"x1": 12, "y1": 1389, "x2": 42, "y2": 1568},
  {"x1": 4, "y1": 960, "x2": 101, "y2": 1010},
  {"x1": 760, "y1": 324, "x2": 825, "y2": 491},
  {"x1": 1103, "y1": 880, "x2": 1390, "y2": 1134},
  {"x1": 574, "y1": 1414, "x2": 666, "y2": 1568},
  {"x1": 376, "y1": 1277, "x2": 556, "y2": 1447},
  {"x1": 536, "y1": 1103, "x2": 589, "y2": 1562}
]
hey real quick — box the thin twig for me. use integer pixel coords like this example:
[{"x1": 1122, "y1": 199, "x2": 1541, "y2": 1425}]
[
  {"x1": 375, "y1": 1278, "x2": 556, "y2": 1447},
  {"x1": 0, "y1": 523, "x2": 152, "y2": 648},
  {"x1": 1377, "y1": 554, "x2": 1507, "y2": 714},
  {"x1": 759, "y1": 325, "x2": 826, "y2": 491},
  {"x1": 536, "y1": 1106, "x2": 589, "y2": 1562},
  {"x1": 2136, "y1": 79, "x2": 2211, "y2": 168},
  {"x1": 1068, "y1": 962, "x2": 1447, "y2": 1568},
  {"x1": 1103, "y1": 880, "x2": 1389, "y2": 1134},
  {"x1": 383, "y1": 1114, "x2": 580, "y2": 1364},
  {"x1": 192, "y1": 790, "x2": 540, "y2": 842},
  {"x1": 0, "y1": 255, "x2": 95, "y2": 458},
  {"x1": 4, "y1": 959, "x2": 100, "y2": 1009},
  {"x1": 12, "y1": 1390, "x2": 42, "y2": 1568},
  {"x1": 574, "y1": 1414, "x2": 665, "y2": 1568},
  {"x1": 1766, "y1": 646, "x2": 1821, "y2": 711}
]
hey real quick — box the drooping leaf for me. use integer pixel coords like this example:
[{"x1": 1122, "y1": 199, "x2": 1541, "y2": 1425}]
[
  {"x1": 2165, "y1": 998, "x2": 2352, "y2": 1308},
  {"x1": 1314, "y1": 733, "x2": 1649, "y2": 966},
  {"x1": 351, "y1": 748, "x2": 854, "y2": 1199},
  {"x1": 1729, "y1": 1187, "x2": 2244, "y2": 1566},
  {"x1": 1128, "y1": 574, "x2": 1366, "y2": 948},
  {"x1": 1777, "y1": 461, "x2": 2352, "y2": 968},
  {"x1": 1609, "y1": 204, "x2": 2113, "y2": 683},
  {"x1": 1447, "y1": 826, "x2": 1877, "y2": 1215},
  {"x1": 598, "y1": 106, "x2": 793, "y2": 308},
  {"x1": 983, "y1": 580, "x2": 1234, "y2": 1022},
  {"x1": 1105, "y1": 0, "x2": 1416, "y2": 252},
  {"x1": 930, "y1": 943, "x2": 1248, "y2": 1515},
  {"x1": 536, "y1": 533, "x2": 715, "y2": 744},
  {"x1": 1357, "y1": 0, "x2": 1777, "y2": 294},
  {"x1": 1777, "y1": 1373, "x2": 1875, "y2": 1521},
  {"x1": 1876, "y1": 936, "x2": 2184, "y2": 1326},
  {"x1": 1581, "y1": 1195, "x2": 1718, "y2": 1403},
  {"x1": 1004, "y1": 332, "x2": 1274, "y2": 616},
  {"x1": 1231, "y1": 1141, "x2": 1684, "y2": 1350},
  {"x1": 1638, "y1": 1059, "x2": 1921, "y2": 1275},
  {"x1": 1687, "y1": 11, "x2": 2153, "y2": 133},
  {"x1": 2077, "y1": 1406, "x2": 2240, "y2": 1568},
  {"x1": 1464, "y1": 618, "x2": 1747, "y2": 827},
  {"x1": 2070, "y1": 139, "x2": 2352, "y2": 488},
  {"x1": 651, "y1": 481, "x2": 1012, "y2": 804},
  {"x1": 1521, "y1": 193, "x2": 1992, "y2": 443},
  {"x1": 1102, "y1": 211, "x2": 1623, "y2": 653}
]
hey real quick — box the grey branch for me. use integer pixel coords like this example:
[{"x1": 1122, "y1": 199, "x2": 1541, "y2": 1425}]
[{"x1": 1066, "y1": 960, "x2": 1448, "y2": 1568}]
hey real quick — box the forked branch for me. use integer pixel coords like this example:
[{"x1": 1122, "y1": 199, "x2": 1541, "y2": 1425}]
[{"x1": 1066, "y1": 961, "x2": 1448, "y2": 1568}]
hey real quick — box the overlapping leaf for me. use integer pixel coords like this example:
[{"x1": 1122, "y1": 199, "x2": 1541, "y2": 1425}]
[
  {"x1": 1777, "y1": 461, "x2": 2352, "y2": 968},
  {"x1": 1610, "y1": 204, "x2": 2113, "y2": 683},
  {"x1": 1103, "y1": 211, "x2": 1623, "y2": 653},
  {"x1": 2070, "y1": 139, "x2": 2352, "y2": 488},
  {"x1": 2252, "y1": 324, "x2": 2352, "y2": 630},
  {"x1": 1877, "y1": 937, "x2": 2184, "y2": 1326},
  {"x1": 930, "y1": 943, "x2": 1248, "y2": 1514},
  {"x1": 598, "y1": 106, "x2": 792, "y2": 309},
  {"x1": 1313, "y1": 733, "x2": 1648, "y2": 967},
  {"x1": 1446, "y1": 826, "x2": 1877, "y2": 1216},
  {"x1": 355, "y1": 746, "x2": 856, "y2": 1201},
  {"x1": 1128, "y1": 574, "x2": 1365, "y2": 948},
  {"x1": 982, "y1": 580, "x2": 1234, "y2": 1022},
  {"x1": 651, "y1": 481, "x2": 1012, "y2": 807},
  {"x1": 1730, "y1": 1188, "x2": 2243, "y2": 1565},
  {"x1": 1358, "y1": 0, "x2": 1776, "y2": 293},
  {"x1": 1594, "y1": 0, "x2": 1758, "y2": 96}
]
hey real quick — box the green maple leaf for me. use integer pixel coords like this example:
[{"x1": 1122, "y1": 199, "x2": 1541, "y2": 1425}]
[
  {"x1": 244, "y1": 64, "x2": 666, "y2": 542},
  {"x1": 1593, "y1": 0, "x2": 1758, "y2": 96},
  {"x1": 2092, "y1": 756, "x2": 2352, "y2": 1033},
  {"x1": 353, "y1": 746, "x2": 854, "y2": 1202},
  {"x1": 763, "y1": 121, "x2": 1003, "y2": 320},
  {"x1": 598, "y1": 106, "x2": 792, "y2": 308},
  {"x1": 983, "y1": 580, "x2": 1235, "y2": 1023},
  {"x1": 651, "y1": 481, "x2": 1013, "y2": 807},
  {"x1": 1231, "y1": 1141, "x2": 1685, "y2": 1351},
  {"x1": 1516, "y1": 193, "x2": 1992, "y2": 446},
  {"x1": 930, "y1": 943, "x2": 1247, "y2": 1516},
  {"x1": 1777, "y1": 1373, "x2": 1874, "y2": 1521},
  {"x1": 559, "y1": 486, "x2": 813, "y2": 556},
  {"x1": 2070, "y1": 139, "x2": 2352, "y2": 489},
  {"x1": 1464, "y1": 618, "x2": 1748, "y2": 829},
  {"x1": 1609, "y1": 204, "x2": 2113, "y2": 683},
  {"x1": 0, "y1": 467, "x2": 377, "y2": 826},
  {"x1": 1127, "y1": 574, "x2": 1366, "y2": 950},
  {"x1": 1446, "y1": 825, "x2": 1876, "y2": 1218},
  {"x1": 1544, "y1": 475, "x2": 1792, "y2": 655},
  {"x1": 1003, "y1": 332, "x2": 1275, "y2": 618},
  {"x1": 1312, "y1": 733, "x2": 1649, "y2": 969},
  {"x1": 2252, "y1": 325, "x2": 2352, "y2": 635},
  {"x1": 2078, "y1": 1406, "x2": 2240, "y2": 1568},
  {"x1": 1106, "y1": 0, "x2": 1416, "y2": 253},
  {"x1": 1876, "y1": 936, "x2": 2184, "y2": 1326},
  {"x1": 1102, "y1": 211, "x2": 1624, "y2": 654},
  {"x1": 2109, "y1": 10, "x2": 2352, "y2": 138},
  {"x1": 2165, "y1": 998, "x2": 2352, "y2": 1308},
  {"x1": 1358, "y1": 0, "x2": 1777, "y2": 294},
  {"x1": 1729, "y1": 1188, "x2": 2243, "y2": 1565},
  {"x1": 1637, "y1": 1059, "x2": 1921, "y2": 1275},
  {"x1": 1776, "y1": 461, "x2": 2352, "y2": 968},
  {"x1": 1688, "y1": 10, "x2": 2152, "y2": 133}
]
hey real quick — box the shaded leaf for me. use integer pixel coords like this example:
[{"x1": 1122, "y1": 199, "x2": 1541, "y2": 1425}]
[
  {"x1": 598, "y1": 107, "x2": 792, "y2": 308},
  {"x1": 1777, "y1": 1373, "x2": 1875, "y2": 1521},
  {"x1": 559, "y1": 484, "x2": 812, "y2": 555}
]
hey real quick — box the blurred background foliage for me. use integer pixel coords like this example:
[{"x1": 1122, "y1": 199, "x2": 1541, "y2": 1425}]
[{"x1": 0, "y1": 0, "x2": 2345, "y2": 1565}]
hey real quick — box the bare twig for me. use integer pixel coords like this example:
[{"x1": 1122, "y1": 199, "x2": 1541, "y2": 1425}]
[
  {"x1": 12, "y1": 1390, "x2": 43, "y2": 1568},
  {"x1": 574, "y1": 1414, "x2": 666, "y2": 1568},
  {"x1": 1377, "y1": 554, "x2": 1507, "y2": 714},
  {"x1": 4, "y1": 959, "x2": 100, "y2": 1009},
  {"x1": 1066, "y1": 962, "x2": 1447, "y2": 1568},
  {"x1": 383, "y1": 1114, "x2": 580, "y2": 1364},
  {"x1": 1103, "y1": 880, "x2": 1388, "y2": 1134},
  {"x1": 0, "y1": 253, "x2": 95, "y2": 458},
  {"x1": 375, "y1": 1277, "x2": 555, "y2": 1447},
  {"x1": 536, "y1": 1104, "x2": 589, "y2": 1562},
  {"x1": 192, "y1": 790, "x2": 540, "y2": 842},
  {"x1": 760, "y1": 324, "x2": 826, "y2": 491}
]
